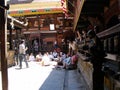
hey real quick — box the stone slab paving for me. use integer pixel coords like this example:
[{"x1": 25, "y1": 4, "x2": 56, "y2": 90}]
[
  {"x1": 0, "y1": 61, "x2": 89, "y2": 90},
  {"x1": 67, "y1": 70, "x2": 89, "y2": 90},
  {"x1": 0, "y1": 62, "x2": 65, "y2": 90}
]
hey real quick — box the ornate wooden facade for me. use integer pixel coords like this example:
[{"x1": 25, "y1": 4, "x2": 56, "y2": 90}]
[
  {"x1": 7, "y1": 0, "x2": 74, "y2": 52},
  {"x1": 0, "y1": 0, "x2": 120, "y2": 90}
]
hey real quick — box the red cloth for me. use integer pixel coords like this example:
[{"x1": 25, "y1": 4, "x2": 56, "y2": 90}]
[{"x1": 71, "y1": 55, "x2": 78, "y2": 64}]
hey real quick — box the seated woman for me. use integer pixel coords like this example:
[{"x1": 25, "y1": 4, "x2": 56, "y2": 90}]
[
  {"x1": 36, "y1": 52, "x2": 43, "y2": 62},
  {"x1": 71, "y1": 54, "x2": 78, "y2": 65},
  {"x1": 60, "y1": 52, "x2": 67, "y2": 62},
  {"x1": 57, "y1": 52, "x2": 66, "y2": 65},
  {"x1": 48, "y1": 52, "x2": 54, "y2": 61},
  {"x1": 42, "y1": 52, "x2": 51, "y2": 66},
  {"x1": 29, "y1": 53, "x2": 36, "y2": 62}
]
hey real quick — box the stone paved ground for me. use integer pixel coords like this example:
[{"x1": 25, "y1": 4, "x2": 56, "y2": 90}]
[{"x1": 0, "y1": 61, "x2": 89, "y2": 90}]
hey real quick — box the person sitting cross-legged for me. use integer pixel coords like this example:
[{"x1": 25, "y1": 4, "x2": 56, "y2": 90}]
[
  {"x1": 36, "y1": 52, "x2": 43, "y2": 62},
  {"x1": 28, "y1": 53, "x2": 36, "y2": 62},
  {"x1": 42, "y1": 52, "x2": 51, "y2": 66},
  {"x1": 62, "y1": 54, "x2": 71, "y2": 69},
  {"x1": 62, "y1": 54, "x2": 78, "y2": 69}
]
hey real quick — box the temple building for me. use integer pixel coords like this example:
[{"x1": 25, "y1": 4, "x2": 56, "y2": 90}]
[{"x1": 0, "y1": 0, "x2": 120, "y2": 90}]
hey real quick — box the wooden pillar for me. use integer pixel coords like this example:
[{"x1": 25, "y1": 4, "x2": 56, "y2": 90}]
[
  {"x1": 37, "y1": 15, "x2": 40, "y2": 30},
  {"x1": 0, "y1": 0, "x2": 8, "y2": 90},
  {"x1": 9, "y1": 28, "x2": 12, "y2": 50},
  {"x1": 37, "y1": 15, "x2": 41, "y2": 48}
]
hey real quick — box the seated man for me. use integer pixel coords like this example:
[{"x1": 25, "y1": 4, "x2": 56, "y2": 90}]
[
  {"x1": 62, "y1": 54, "x2": 71, "y2": 69},
  {"x1": 62, "y1": 54, "x2": 78, "y2": 69}
]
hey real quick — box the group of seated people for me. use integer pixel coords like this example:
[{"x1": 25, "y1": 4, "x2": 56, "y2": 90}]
[{"x1": 26, "y1": 49, "x2": 78, "y2": 69}]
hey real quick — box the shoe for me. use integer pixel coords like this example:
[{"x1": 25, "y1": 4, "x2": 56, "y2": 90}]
[
  {"x1": 20, "y1": 67, "x2": 22, "y2": 69},
  {"x1": 63, "y1": 67, "x2": 66, "y2": 69},
  {"x1": 26, "y1": 66, "x2": 29, "y2": 68}
]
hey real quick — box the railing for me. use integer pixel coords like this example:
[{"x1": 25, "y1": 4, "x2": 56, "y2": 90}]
[{"x1": 97, "y1": 23, "x2": 120, "y2": 38}]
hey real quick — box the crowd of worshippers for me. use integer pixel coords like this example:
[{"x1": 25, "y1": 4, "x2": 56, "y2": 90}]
[{"x1": 25, "y1": 49, "x2": 78, "y2": 69}]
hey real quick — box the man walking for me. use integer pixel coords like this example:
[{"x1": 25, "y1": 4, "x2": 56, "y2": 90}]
[{"x1": 19, "y1": 40, "x2": 29, "y2": 69}]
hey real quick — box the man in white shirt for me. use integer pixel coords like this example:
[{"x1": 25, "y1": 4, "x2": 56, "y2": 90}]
[{"x1": 19, "y1": 40, "x2": 29, "y2": 69}]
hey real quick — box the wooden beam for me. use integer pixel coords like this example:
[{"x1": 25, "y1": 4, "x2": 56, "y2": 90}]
[
  {"x1": 7, "y1": 15, "x2": 27, "y2": 29},
  {"x1": 0, "y1": 0, "x2": 8, "y2": 90},
  {"x1": 73, "y1": 0, "x2": 85, "y2": 31}
]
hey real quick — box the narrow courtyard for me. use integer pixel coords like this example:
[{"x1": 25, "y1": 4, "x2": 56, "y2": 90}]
[{"x1": 0, "y1": 61, "x2": 88, "y2": 90}]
